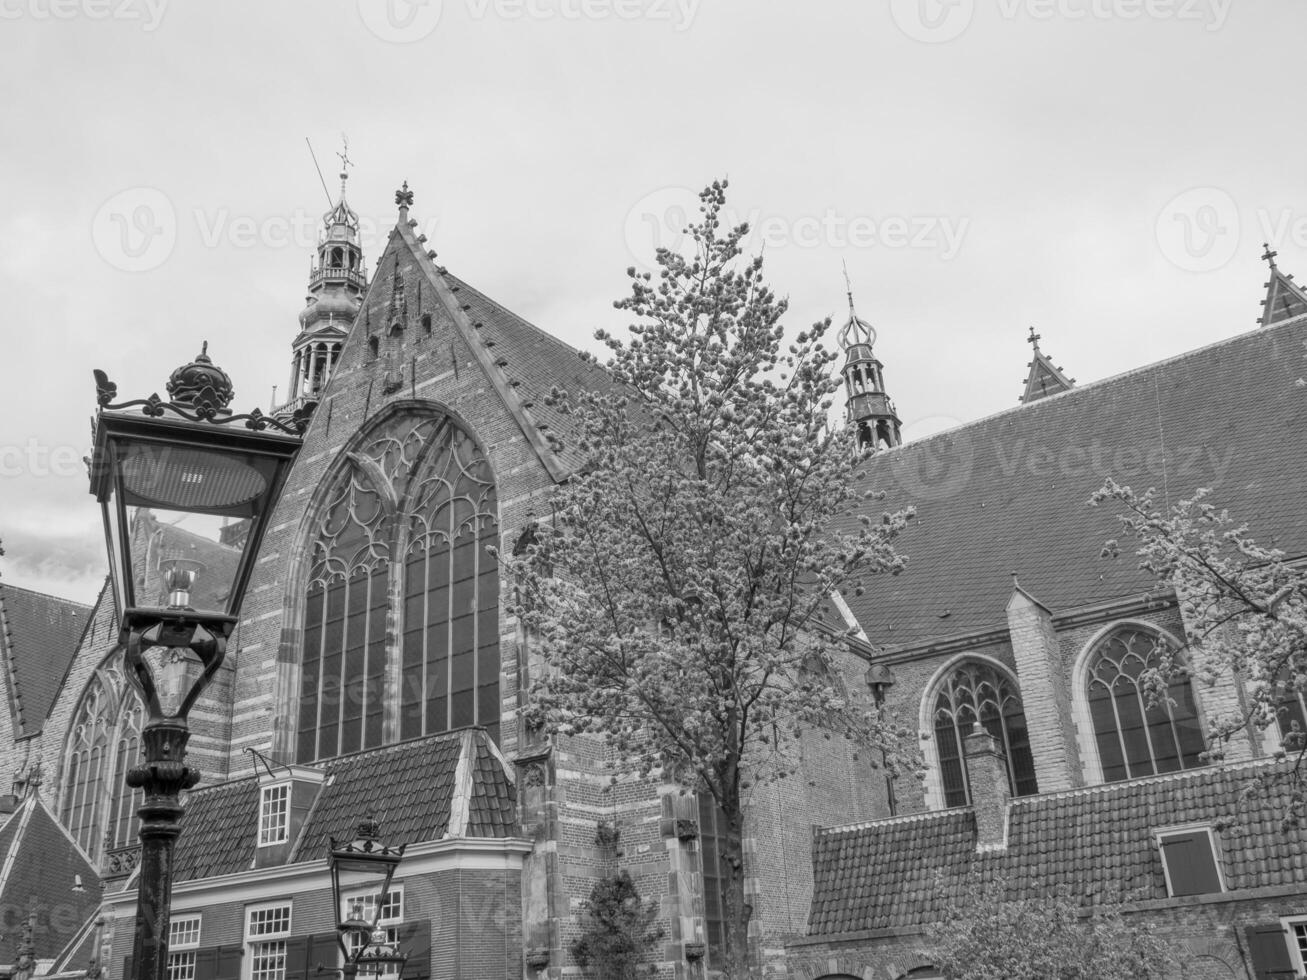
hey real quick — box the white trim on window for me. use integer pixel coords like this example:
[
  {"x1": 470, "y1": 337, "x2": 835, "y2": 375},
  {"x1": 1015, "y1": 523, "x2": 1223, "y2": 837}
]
[
  {"x1": 1281, "y1": 915, "x2": 1307, "y2": 976},
  {"x1": 166, "y1": 913, "x2": 202, "y2": 980},
  {"x1": 258, "y1": 784, "x2": 291, "y2": 847},
  {"x1": 245, "y1": 901, "x2": 293, "y2": 980}
]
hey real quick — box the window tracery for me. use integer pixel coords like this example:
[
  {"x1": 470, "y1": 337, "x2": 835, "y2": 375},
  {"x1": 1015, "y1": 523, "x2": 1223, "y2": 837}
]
[
  {"x1": 1085, "y1": 627, "x2": 1205, "y2": 782},
  {"x1": 931, "y1": 660, "x2": 1037, "y2": 808},
  {"x1": 60, "y1": 661, "x2": 143, "y2": 859},
  {"x1": 297, "y1": 411, "x2": 499, "y2": 763}
]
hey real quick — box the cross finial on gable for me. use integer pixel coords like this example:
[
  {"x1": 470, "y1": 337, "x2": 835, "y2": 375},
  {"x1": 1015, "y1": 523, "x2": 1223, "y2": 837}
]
[
  {"x1": 1027, "y1": 326, "x2": 1041, "y2": 350},
  {"x1": 396, "y1": 181, "x2": 414, "y2": 210},
  {"x1": 1263, "y1": 242, "x2": 1279, "y2": 268}
]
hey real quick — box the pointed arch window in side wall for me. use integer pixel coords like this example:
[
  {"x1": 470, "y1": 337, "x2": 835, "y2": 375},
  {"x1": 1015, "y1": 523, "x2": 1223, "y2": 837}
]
[
  {"x1": 933, "y1": 661, "x2": 1038, "y2": 808},
  {"x1": 297, "y1": 412, "x2": 500, "y2": 764},
  {"x1": 60, "y1": 665, "x2": 144, "y2": 859},
  {"x1": 1086, "y1": 627, "x2": 1205, "y2": 782}
]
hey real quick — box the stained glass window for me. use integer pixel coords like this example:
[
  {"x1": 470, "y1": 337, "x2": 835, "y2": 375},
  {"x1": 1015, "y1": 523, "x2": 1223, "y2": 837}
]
[
  {"x1": 1085, "y1": 627, "x2": 1205, "y2": 782},
  {"x1": 297, "y1": 412, "x2": 499, "y2": 763},
  {"x1": 932, "y1": 660, "x2": 1038, "y2": 808}
]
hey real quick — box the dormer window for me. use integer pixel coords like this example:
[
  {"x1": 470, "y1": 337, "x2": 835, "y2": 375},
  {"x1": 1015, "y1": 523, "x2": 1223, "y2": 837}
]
[{"x1": 258, "y1": 784, "x2": 290, "y2": 846}]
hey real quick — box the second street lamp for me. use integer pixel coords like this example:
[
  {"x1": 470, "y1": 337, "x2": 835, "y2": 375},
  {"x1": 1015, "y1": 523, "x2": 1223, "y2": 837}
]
[
  {"x1": 89, "y1": 346, "x2": 309, "y2": 980},
  {"x1": 327, "y1": 817, "x2": 408, "y2": 979}
]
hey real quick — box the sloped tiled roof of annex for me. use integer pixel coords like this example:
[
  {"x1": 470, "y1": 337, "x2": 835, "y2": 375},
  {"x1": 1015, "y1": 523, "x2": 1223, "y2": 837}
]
[
  {"x1": 173, "y1": 728, "x2": 517, "y2": 882},
  {"x1": 844, "y1": 315, "x2": 1307, "y2": 649},
  {"x1": 0, "y1": 582, "x2": 93, "y2": 735},
  {"x1": 808, "y1": 760, "x2": 1307, "y2": 936},
  {"x1": 0, "y1": 800, "x2": 101, "y2": 961}
]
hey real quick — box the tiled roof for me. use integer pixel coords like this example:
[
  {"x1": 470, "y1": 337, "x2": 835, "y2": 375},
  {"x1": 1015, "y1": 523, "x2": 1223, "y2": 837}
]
[
  {"x1": 0, "y1": 583, "x2": 93, "y2": 735},
  {"x1": 844, "y1": 316, "x2": 1307, "y2": 649},
  {"x1": 0, "y1": 799, "x2": 101, "y2": 961},
  {"x1": 442, "y1": 272, "x2": 624, "y2": 476},
  {"x1": 807, "y1": 761, "x2": 1307, "y2": 936},
  {"x1": 174, "y1": 728, "x2": 517, "y2": 882}
]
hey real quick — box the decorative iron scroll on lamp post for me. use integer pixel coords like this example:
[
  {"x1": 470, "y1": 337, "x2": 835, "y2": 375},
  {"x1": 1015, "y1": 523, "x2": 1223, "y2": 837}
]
[{"x1": 89, "y1": 346, "x2": 309, "y2": 980}]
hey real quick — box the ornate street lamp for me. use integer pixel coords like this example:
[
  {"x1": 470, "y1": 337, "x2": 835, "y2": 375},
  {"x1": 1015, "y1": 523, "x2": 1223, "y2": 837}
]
[
  {"x1": 89, "y1": 346, "x2": 309, "y2": 980},
  {"x1": 327, "y1": 817, "x2": 408, "y2": 979}
]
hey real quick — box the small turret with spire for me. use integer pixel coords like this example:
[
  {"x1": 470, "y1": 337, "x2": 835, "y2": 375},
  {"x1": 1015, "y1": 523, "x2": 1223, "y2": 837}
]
[
  {"x1": 1258, "y1": 244, "x2": 1307, "y2": 327},
  {"x1": 1019, "y1": 327, "x2": 1075, "y2": 404},
  {"x1": 838, "y1": 267, "x2": 901, "y2": 451},
  {"x1": 275, "y1": 136, "x2": 367, "y2": 419}
]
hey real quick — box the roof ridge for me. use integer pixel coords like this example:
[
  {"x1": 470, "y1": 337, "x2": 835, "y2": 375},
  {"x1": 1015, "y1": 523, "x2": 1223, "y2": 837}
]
[
  {"x1": 878, "y1": 319, "x2": 1293, "y2": 456},
  {"x1": 1010, "y1": 758, "x2": 1283, "y2": 806},
  {"x1": 817, "y1": 807, "x2": 966, "y2": 837}
]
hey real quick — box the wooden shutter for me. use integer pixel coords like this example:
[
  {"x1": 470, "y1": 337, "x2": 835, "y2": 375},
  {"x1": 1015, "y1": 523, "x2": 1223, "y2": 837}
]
[
  {"x1": 1158, "y1": 830, "x2": 1222, "y2": 896},
  {"x1": 194, "y1": 946, "x2": 243, "y2": 980},
  {"x1": 284, "y1": 936, "x2": 312, "y2": 980},
  {"x1": 1246, "y1": 923, "x2": 1297, "y2": 980},
  {"x1": 307, "y1": 933, "x2": 340, "y2": 976},
  {"x1": 396, "y1": 920, "x2": 431, "y2": 980}
]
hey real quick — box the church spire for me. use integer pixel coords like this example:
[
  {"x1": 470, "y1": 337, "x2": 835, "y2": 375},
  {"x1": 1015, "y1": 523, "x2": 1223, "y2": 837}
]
[
  {"x1": 838, "y1": 267, "x2": 902, "y2": 451},
  {"x1": 1019, "y1": 327, "x2": 1075, "y2": 404},
  {"x1": 275, "y1": 136, "x2": 366, "y2": 418},
  {"x1": 1258, "y1": 243, "x2": 1307, "y2": 327}
]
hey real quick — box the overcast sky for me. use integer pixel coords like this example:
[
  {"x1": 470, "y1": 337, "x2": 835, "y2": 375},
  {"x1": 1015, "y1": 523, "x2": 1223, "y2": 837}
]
[{"x1": 1, "y1": 0, "x2": 1303, "y2": 603}]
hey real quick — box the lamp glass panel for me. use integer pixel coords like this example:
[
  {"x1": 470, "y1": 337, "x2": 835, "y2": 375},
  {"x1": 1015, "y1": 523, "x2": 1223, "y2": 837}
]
[
  {"x1": 139, "y1": 646, "x2": 207, "y2": 718},
  {"x1": 117, "y1": 503, "x2": 247, "y2": 614},
  {"x1": 117, "y1": 443, "x2": 277, "y2": 517}
]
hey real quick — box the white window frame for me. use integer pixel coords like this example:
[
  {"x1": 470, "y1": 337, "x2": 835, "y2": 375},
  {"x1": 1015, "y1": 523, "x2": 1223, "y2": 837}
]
[
  {"x1": 167, "y1": 913, "x2": 202, "y2": 980},
  {"x1": 340, "y1": 885, "x2": 404, "y2": 979},
  {"x1": 245, "y1": 901, "x2": 293, "y2": 980},
  {"x1": 1155, "y1": 824, "x2": 1226, "y2": 897},
  {"x1": 257, "y1": 783, "x2": 291, "y2": 847},
  {"x1": 1281, "y1": 915, "x2": 1307, "y2": 976}
]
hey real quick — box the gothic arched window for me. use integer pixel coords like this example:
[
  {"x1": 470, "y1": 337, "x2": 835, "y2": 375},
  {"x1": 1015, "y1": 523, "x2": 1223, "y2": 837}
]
[
  {"x1": 932, "y1": 660, "x2": 1037, "y2": 808},
  {"x1": 296, "y1": 411, "x2": 499, "y2": 763},
  {"x1": 60, "y1": 663, "x2": 144, "y2": 859},
  {"x1": 1085, "y1": 627, "x2": 1205, "y2": 782}
]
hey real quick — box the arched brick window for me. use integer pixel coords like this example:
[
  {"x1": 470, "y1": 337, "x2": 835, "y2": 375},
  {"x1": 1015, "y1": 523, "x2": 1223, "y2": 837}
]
[
  {"x1": 1085, "y1": 626, "x2": 1204, "y2": 782},
  {"x1": 932, "y1": 660, "x2": 1037, "y2": 808},
  {"x1": 60, "y1": 663, "x2": 143, "y2": 859},
  {"x1": 297, "y1": 411, "x2": 499, "y2": 763}
]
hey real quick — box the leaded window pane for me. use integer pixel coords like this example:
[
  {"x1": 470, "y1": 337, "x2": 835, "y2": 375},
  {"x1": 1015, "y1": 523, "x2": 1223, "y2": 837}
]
[
  {"x1": 60, "y1": 667, "x2": 143, "y2": 859},
  {"x1": 297, "y1": 415, "x2": 499, "y2": 763},
  {"x1": 932, "y1": 661, "x2": 1038, "y2": 808},
  {"x1": 1085, "y1": 628, "x2": 1205, "y2": 783}
]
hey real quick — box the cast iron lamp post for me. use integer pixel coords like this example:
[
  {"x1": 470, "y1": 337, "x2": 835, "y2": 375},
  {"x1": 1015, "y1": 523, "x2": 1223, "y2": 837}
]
[
  {"x1": 327, "y1": 817, "x2": 408, "y2": 979},
  {"x1": 89, "y1": 346, "x2": 310, "y2": 980}
]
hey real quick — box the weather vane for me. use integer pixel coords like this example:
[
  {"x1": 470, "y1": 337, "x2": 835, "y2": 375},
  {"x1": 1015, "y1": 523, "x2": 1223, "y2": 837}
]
[{"x1": 337, "y1": 133, "x2": 352, "y2": 180}]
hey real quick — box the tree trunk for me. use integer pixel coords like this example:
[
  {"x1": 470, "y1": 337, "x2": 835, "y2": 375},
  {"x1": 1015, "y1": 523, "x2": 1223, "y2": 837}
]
[{"x1": 719, "y1": 799, "x2": 753, "y2": 980}]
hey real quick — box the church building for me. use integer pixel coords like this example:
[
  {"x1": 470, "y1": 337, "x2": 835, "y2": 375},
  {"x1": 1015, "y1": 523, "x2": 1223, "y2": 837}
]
[{"x1": 1, "y1": 171, "x2": 1307, "y2": 980}]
